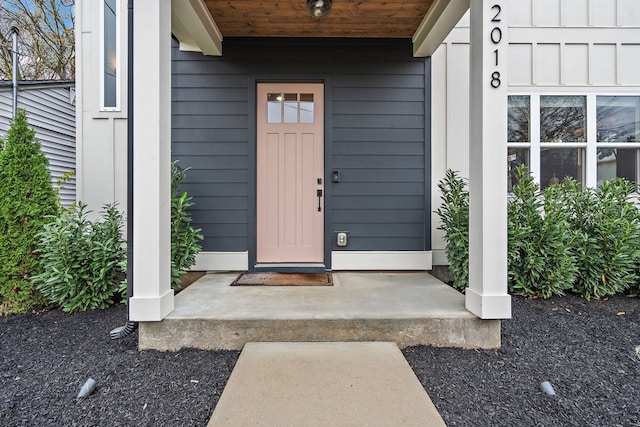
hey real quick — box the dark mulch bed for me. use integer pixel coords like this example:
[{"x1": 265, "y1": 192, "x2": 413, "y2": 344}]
[
  {"x1": 405, "y1": 294, "x2": 640, "y2": 427},
  {"x1": 1, "y1": 294, "x2": 639, "y2": 426},
  {"x1": 0, "y1": 305, "x2": 238, "y2": 426}
]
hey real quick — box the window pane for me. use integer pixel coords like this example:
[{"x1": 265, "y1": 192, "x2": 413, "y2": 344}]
[
  {"x1": 540, "y1": 147, "x2": 584, "y2": 188},
  {"x1": 597, "y1": 96, "x2": 640, "y2": 142},
  {"x1": 283, "y1": 93, "x2": 298, "y2": 123},
  {"x1": 104, "y1": 0, "x2": 117, "y2": 108},
  {"x1": 540, "y1": 96, "x2": 586, "y2": 142},
  {"x1": 508, "y1": 96, "x2": 530, "y2": 142},
  {"x1": 300, "y1": 93, "x2": 314, "y2": 123},
  {"x1": 508, "y1": 147, "x2": 530, "y2": 192},
  {"x1": 597, "y1": 148, "x2": 637, "y2": 185},
  {"x1": 267, "y1": 93, "x2": 282, "y2": 123}
]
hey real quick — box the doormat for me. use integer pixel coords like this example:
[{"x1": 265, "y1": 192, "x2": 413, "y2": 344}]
[{"x1": 231, "y1": 272, "x2": 333, "y2": 286}]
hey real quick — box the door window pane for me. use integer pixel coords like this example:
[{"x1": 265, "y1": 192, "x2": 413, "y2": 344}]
[
  {"x1": 267, "y1": 93, "x2": 282, "y2": 123},
  {"x1": 283, "y1": 93, "x2": 298, "y2": 123},
  {"x1": 300, "y1": 93, "x2": 314, "y2": 123},
  {"x1": 508, "y1": 96, "x2": 530, "y2": 142},
  {"x1": 541, "y1": 147, "x2": 584, "y2": 188},
  {"x1": 267, "y1": 92, "x2": 315, "y2": 124},
  {"x1": 597, "y1": 148, "x2": 637, "y2": 185},
  {"x1": 597, "y1": 96, "x2": 640, "y2": 142},
  {"x1": 541, "y1": 96, "x2": 586, "y2": 142},
  {"x1": 508, "y1": 148, "x2": 530, "y2": 191}
]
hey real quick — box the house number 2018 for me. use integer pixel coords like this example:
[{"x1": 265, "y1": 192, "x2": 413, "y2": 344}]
[{"x1": 490, "y1": 4, "x2": 502, "y2": 88}]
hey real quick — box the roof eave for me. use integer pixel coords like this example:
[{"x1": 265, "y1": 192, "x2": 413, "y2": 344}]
[{"x1": 412, "y1": 0, "x2": 469, "y2": 57}]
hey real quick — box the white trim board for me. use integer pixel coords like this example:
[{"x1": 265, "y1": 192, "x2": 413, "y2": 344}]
[
  {"x1": 194, "y1": 252, "x2": 249, "y2": 271},
  {"x1": 192, "y1": 251, "x2": 433, "y2": 271},
  {"x1": 331, "y1": 251, "x2": 432, "y2": 271}
]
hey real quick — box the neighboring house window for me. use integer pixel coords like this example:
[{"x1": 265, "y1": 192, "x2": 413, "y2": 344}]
[
  {"x1": 101, "y1": 0, "x2": 119, "y2": 110},
  {"x1": 508, "y1": 95, "x2": 640, "y2": 190}
]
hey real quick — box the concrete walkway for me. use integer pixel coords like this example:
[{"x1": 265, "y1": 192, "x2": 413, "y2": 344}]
[{"x1": 208, "y1": 342, "x2": 447, "y2": 427}]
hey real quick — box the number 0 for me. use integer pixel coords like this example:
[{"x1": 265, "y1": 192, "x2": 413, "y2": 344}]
[{"x1": 490, "y1": 27, "x2": 502, "y2": 44}]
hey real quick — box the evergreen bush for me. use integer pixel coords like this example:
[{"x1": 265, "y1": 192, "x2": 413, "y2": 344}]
[
  {"x1": 0, "y1": 110, "x2": 59, "y2": 315},
  {"x1": 507, "y1": 166, "x2": 577, "y2": 298},
  {"x1": 171, "y1": 161, "x2": 203, "y2": 289},
  {"x1": 32, "y1": 203, "x2": 126, "y2": 312},
  {"x1": 435, "y1": 170, "x2": 469, "y2": 291}
]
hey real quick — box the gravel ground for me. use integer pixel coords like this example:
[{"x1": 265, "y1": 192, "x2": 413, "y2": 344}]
[{"x1": 1, "y1": 294, "x2": 639, "y2": 426}]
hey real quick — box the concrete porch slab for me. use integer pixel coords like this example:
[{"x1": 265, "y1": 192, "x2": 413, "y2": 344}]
[
  {"x1": 208, "y1": 342, "x2": 447, "y2": 427},
  {"x1": 139, "y1": 272, "x2": 500, "y2": 350}
]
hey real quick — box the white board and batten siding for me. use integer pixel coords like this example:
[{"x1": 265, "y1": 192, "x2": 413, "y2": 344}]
[
  {"x1": 431, "y1": 0, "x2": 640, "y2": 265},
  {"x1": 75, "y1": 0, "x2": 129, "y2": 217},
  {"x1": 0, "y1": 82, "x2": 77, "y2": 207}
]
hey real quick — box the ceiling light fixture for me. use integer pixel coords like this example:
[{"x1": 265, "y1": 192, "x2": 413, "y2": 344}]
[{"x1": 307, "y1": 0, "x2": 332, "y2": 19}]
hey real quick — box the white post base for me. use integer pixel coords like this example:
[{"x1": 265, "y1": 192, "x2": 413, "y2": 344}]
[
  {"x1": 465, "y1": 288, "x2": 511, "y2": 319},
  {"x1": 130, "y1": 290, "x2": 175, "y2": 322}
]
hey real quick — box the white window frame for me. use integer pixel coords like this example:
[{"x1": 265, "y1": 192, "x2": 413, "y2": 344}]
[
  {"x1": 99, "y1": 0, "x2": 121, "y2": 112},
  {"x1": 508, "y1": 93, "x2": 640, "y2": 189}
]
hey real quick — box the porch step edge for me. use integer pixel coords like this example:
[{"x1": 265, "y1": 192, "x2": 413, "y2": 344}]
[{"x1": 139, "y1": 317, "x2": 500, "y2": 351}]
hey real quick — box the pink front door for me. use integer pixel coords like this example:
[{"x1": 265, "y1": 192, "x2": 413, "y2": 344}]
[{"x1": 256, "y1": 83, "x2": 324, "y2": 263}]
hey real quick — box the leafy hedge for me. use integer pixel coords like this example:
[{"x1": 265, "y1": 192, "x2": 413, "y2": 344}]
[
  {"x1": 170, "y1": 161, "x2": 203, "y2": 289},
  {"x1": 564, "y1": 177, "x2": 640, "y2": 299},
  {"x1": 508, "y1": 167, "x2": 577, "y2": 298},
  {"x1": 436, "y1": 170, "x2": 469, "y2": 291},
  {"x1": 0, "y1": 113, "x2": 203, "y2": 314},
  {"x1": 437, "y1": 165, "x2": 640, "y2": 299},
  {"x1": 32, "y1": 203, "x2": 127, "y2": 313},
  {"x1": 30, "y1": 163, "x2": 203, "y2": 312}
]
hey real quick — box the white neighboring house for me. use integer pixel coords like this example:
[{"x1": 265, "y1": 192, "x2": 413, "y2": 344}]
[{"x1": 0, "y1": 80, "x2": 76, "y2": 207}]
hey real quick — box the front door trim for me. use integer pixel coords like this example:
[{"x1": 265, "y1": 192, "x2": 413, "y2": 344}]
[{"x1": 248, "y1": 76, "x2": 332, "y2": 272}]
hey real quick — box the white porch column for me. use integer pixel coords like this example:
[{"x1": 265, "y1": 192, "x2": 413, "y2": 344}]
[
  {"x1": 466, "y1": 0, "x2": 511, "y2": 319},
  {"x1": 129, "y1": 0, "x2": 174, "y2": 321}
]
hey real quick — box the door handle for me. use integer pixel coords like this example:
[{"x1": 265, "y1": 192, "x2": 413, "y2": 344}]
[{"x1": 317, "y1": 189, "x2": 323, "y2": 212}]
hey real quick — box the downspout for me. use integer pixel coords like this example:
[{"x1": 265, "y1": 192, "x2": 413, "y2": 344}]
[
  {"x1": 10, "y1": 26, "x2": 19, "y2": 118},
  {"x1": 110, "y1": 0, "x2": 137, "y2": 339}
]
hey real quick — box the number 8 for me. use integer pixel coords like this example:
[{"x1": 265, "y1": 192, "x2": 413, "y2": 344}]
[{"x1": 491, "y1": 71, "x2": 501, "y2": 88}]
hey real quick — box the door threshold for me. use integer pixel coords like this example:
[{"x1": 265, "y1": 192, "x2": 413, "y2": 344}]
[{"x1": 254, "y1": 263, "x2": 328, "y2": 273}]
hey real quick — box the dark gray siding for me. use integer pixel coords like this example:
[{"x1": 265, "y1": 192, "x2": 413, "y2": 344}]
[{"x1": 171, "y1": 38, "x2": 429, "y2": 255}]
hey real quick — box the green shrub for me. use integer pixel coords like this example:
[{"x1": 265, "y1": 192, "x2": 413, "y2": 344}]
[
  {"x1": 564, "y1": 178, "x2": 640, "y2": 300},
  {"x1": 171, "y1": 161, "x2": 203, "y2": 289},
  {"x1": 32, "y1": 202, "x2": 126, "y2": 312},
  {"x1": 0, "y1": 110, "x2": 59, "y2": 315},
  {"x1": 507, "y1": 165, "x2": 577, "y2": 298},
  {"x1": 435, "y1": 170, "x2": 469, "y2": 291},
  {"x1": 437, "y1": 166, "x2": 640, "y2": 300}
]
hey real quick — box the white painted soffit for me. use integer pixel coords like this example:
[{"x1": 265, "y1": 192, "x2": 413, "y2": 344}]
[
  {"x1": 171, "y1": 0, "x2": 223, "y2": 56},
  {"x1": 413, "y1": 0, "x2": 469, "y2": 57}
]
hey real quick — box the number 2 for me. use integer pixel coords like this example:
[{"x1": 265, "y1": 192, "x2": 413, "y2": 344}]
[{"x1": 491, "y1": 4, "x2": 501, "y2": 22}]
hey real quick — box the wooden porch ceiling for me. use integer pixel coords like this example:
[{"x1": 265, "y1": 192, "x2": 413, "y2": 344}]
[{"x1": 204, "y1": 0, "x2": 435, "y2": 38}]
